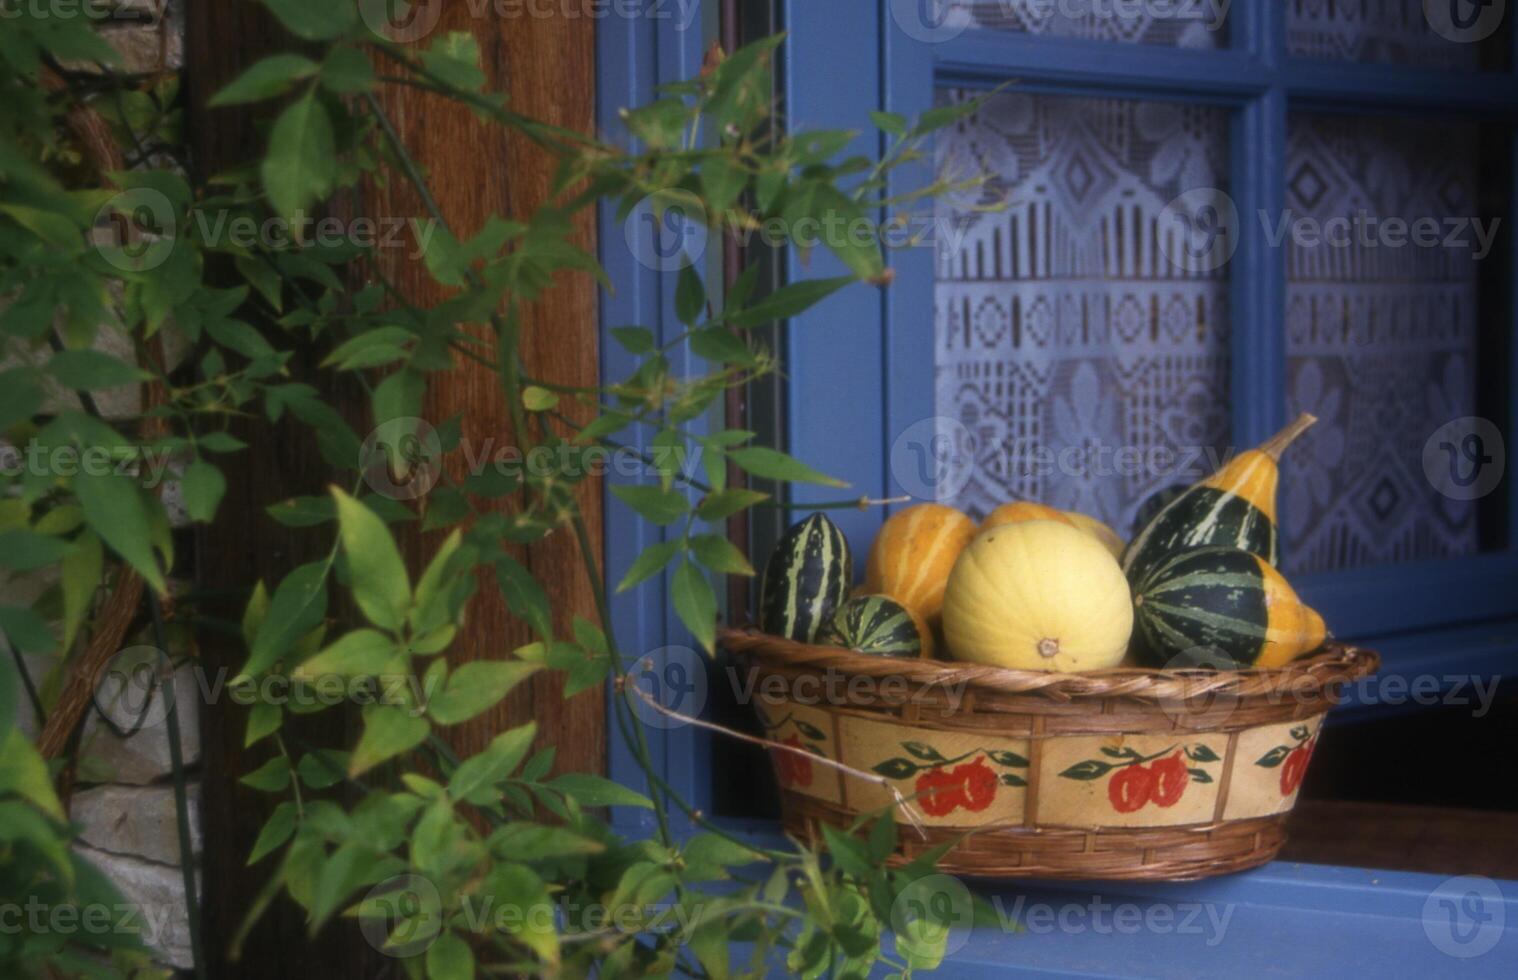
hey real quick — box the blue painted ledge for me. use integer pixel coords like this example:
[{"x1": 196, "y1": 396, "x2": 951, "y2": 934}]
[
  {"x1": 925, "y1": 863, "x2": 1517, "y2": 978},
  {"x1": 617, "y1": 814, "x2": 1518, "y2": 978}
]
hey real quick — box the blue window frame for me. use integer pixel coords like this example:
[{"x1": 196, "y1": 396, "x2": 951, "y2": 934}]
[
  {"x1": 596, "y1": 3, "x2": 1518, "y2": 973},
  {"x1": 782, "y1": 0, "x2": 1518, "y2": 701}
]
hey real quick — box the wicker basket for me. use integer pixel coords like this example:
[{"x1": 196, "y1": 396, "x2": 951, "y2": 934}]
[{"x1": 720, "y1": 627, "x2": 1378, "y2": 881}]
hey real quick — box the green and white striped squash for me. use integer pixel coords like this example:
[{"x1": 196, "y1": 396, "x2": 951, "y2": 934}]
[
  {"x1": 1122, "y1": 414, "x2": 1316, "y2": 586},
  {"x1": 1132, "y1": 547, "x2": 1326, "y2": 670},
  {"x1": 758, "y1": 513, "x2": 853, "y2": 644},
  {"x1": 818, "y1": 595, "x2": 927, "y2": 659}
]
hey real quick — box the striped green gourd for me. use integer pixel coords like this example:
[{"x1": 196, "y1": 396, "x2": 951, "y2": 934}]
[
  {"x1": 758, "y1": 513, "x2": 852, "y2": 644},
  {"x1": 818, "y1": 595, "x2": 925, "y2": 659},
  {"x1": 1122, "y1": 414, "x2": 1316, "y2": 586},
  {"x1": 1132, "y1": 546, "x2": 1326, "y2": 670}
]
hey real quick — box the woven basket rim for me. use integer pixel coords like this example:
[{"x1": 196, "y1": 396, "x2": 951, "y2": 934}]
[{"x1": 719, "y1": 626, "x2": 1379, "y2": 704}]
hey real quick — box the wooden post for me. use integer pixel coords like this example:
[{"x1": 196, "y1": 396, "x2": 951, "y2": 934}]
[{"x1": 185, "y1": 8, "x2": 603, "y2": 976}]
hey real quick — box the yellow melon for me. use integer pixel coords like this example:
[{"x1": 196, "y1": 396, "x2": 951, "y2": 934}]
[
  {"x1": 943, "y1": 520, "x2": 1133, "y2": 672},
  {"x1": 983, "y1": 501, "x2": 1126, "y2": 560},
  {"x1": 982, "y1": 501, "x2": 1074, "y2": 531},
  {"x1": 1064, "y1": 510, "x2": 1126, "y2": 560}
]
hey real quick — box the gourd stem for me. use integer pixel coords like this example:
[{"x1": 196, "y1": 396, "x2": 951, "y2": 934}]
[{"x1": 1260, "y1": 412, "x2": 1318, "y2": 461}]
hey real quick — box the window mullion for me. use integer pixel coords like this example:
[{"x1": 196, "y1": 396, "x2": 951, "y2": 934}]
[{"x1": 1230, "y1": 85, "x2": 1287, "y2": 453}]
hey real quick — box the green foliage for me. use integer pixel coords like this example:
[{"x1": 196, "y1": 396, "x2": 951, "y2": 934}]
[{"x1": 0, "y1": 7, "x2": 990, "y2": 977}]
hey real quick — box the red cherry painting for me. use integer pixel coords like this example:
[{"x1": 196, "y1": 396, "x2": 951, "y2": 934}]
[
  {"x1": 1148, "y1": 753, "x2": 1190, "y2": 808},
  {"x1": 954, "y1": 758, "x2": 998, "y2": 812},
  {"x1": 1107, "y1": 764, "x2": 1154, "y2": 813},
  {"x1": 915, "y1": 768, "x2": 966, "y2": 817},
  {"x1": 772, "y1": 735, "x2": 814, "y2": 789},
  {"x1": 1279, "y1": 737, "x2": 1315, "y2": 796}
]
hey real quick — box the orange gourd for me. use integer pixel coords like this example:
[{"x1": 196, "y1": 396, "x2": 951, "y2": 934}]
[{"x1": 864, "y1": 504, "x2": 977, "y2": 629}]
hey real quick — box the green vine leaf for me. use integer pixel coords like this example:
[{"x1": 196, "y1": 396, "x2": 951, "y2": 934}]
[
  {"x1": 237, "y1": 560, "x2": 329, "y2": 681},
  {"x1": 611, "y1": 484, "x2": 690, "y2": 526},
  {"x1": 696, "y1": 488, "x2": 768, "y2": 522},
  {"x1": 425, "y1": 932, "x2": 474, "y2": 980},
  {"x1": 494, "y1": 555, "x2": 552, "y2": 641},
  {"x1": 1188, "y1": 768, "x2": 1214, "y2": 784},
  {"x1": 333, "y1": 488, "x2": 412, "y2": 633},
  {"x1": 727, "y1": 447, "x2": 847, "y2": 488},
  {"x1": 46, "y1": 350, "x2": 151, "y2": 390},
  {"x1": 260, "y1": 0, "x2": 357, "y2": 41},
  {"x1": 672, "y1": 559, "x2": 717, "y2": 654},
  {"x1": 211, "y1": 54, "x2": 320, "y2": 106},
  {"x1": 726, "y1": 275, "x2": 855, "y2": 329},
  {"x1": 348, "y1": 705, "x2": 431, "y2": 778},
  {"x1": 676, "y1": 264, "x2": 706, "y2": 326},
  {"x1": 447, "y1": 722, "x2": 537, "y2": 803},
  {"x1": 73, "y1": 469, "x2": 167, "y2": 595},
  {"x1": 546, "y1": 773, "x2": 654, "y2": 810},
  {"x1": 1185, "y1": 744, "x2": 1222, "y2": 763},
  {"x1": 262, "y1": 91, "x2": 337, "y2": 222},
  {"x1": 427, "y1": 661, "x2": 542, "y2": 726},
  {"x1": 0, "y1": 530, "x2": 70, "y2": 573},
  {"x1": 986, "y1": 749, "x2": 1030, "y2": 768},
  {"x1": 246, "y1": 802, "x2": 296, "y2": 865},
  {"x1": 181, "y1": 459, "x2": 226, "y2": 524},
  {"x1": 522, "y1": 385, "x2": 559, "y2": 412},
  {"x1": 615, "y1": 538, "x2": 683, "y2": 594},
  {"x1": 292, "y1": 628, "x2": 396, "y2": 682},
  {"x1": 239, "y1": 755, "x2": 290, "y2": 792},
  {"x1": 999, "y1": 773, "x2": 1027, "y2": 788},
  {"x1": 689, "y1": 533, "x2": 755, "y2": 577}
]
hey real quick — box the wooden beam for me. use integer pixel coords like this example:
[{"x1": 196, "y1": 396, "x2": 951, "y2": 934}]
[
  {"x1": 185, "y1": 8, "x2": 602, "y2": 977},
  {"x1": 365, "y1": 6, "x2": 605, "y2": 768}
]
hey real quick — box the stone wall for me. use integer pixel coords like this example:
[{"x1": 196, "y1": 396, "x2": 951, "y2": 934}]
[{"x1": 9, "y1": 1, "x2": 200, "y2": 972}]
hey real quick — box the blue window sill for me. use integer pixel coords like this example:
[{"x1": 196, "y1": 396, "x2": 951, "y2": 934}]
[
  {"x1": 925, "y1": 862, "x2": 1517, "y2": 978},
  {"x1": 609, "y1": 814, "x2": 1518, "y2": 978}
]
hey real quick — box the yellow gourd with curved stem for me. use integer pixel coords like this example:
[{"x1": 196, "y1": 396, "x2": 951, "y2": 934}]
[{"x1": 1123, "y1": 413, "x2": 1318, "y2": 585}]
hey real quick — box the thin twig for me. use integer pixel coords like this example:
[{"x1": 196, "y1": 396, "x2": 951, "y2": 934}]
[{"x1": 620, "y1": 666, "x2": 928, "y2": 838}]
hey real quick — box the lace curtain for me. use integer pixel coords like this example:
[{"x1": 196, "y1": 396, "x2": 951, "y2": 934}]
[
  {"x1": 932, "y1": 91, "x2": 1489, "y2": 572},
  {"x1": 1286, "y1": 0, "x2": 1485, "y2": 70},
  {"x1": 1282, "y1": 114, "x2": 1483, "y2": 573},
  {"x1": 933, "y1": 90, "x2": 1232, "y2": 533},
  {"x1": 934, "y1": 0, "x2": 1225, "y2": 47}
]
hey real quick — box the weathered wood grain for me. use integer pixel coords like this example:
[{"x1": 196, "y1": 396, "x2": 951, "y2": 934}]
[{"x1": 186, "y1": 8, "x2": 602, "y2": 976}]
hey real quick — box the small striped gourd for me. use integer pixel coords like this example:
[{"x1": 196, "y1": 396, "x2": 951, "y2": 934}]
[
  {"x1": 1122, "y1": 414, "x2": 1317, "y2": 585},
  {"x1": 1132, "y1": 547, "x2": 1327, "y2": 669},
  {"x1": 818, "y1": 594, "x2": 931, "y2": 659},
  {"x1": 759, "y1": 513, "x2": 853, "y2": 644},
  {"x1": 863, "y1": 503, "x2": 977, "y2": 630}
]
